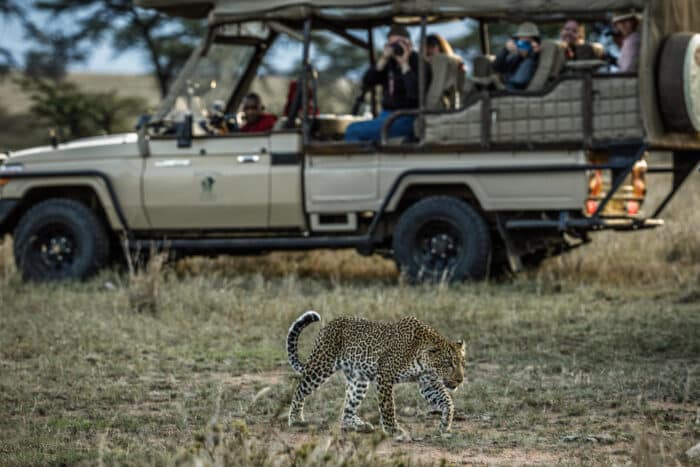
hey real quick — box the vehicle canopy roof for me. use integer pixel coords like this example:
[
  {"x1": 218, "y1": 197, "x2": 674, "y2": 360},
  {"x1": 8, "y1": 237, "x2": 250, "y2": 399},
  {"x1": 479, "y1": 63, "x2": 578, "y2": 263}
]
[
  {"x1": 137, "y1": 0, "x2": 649, "y2": 23},
  {"x1": 137, "y1": 0, "x2": 700, "y2": 149}
]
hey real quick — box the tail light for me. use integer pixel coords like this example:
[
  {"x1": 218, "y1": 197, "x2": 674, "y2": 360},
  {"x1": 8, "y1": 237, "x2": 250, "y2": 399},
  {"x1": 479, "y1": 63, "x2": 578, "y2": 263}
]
[
  {"x1": 585, "y1": 169, "x2": 603, "y2": 215},
  {"x1": 625, "y1": 159, "x2": 647, "y2": 216},
  {"x1": 585, "y1": 158, "x2": 647, "y2": 217}
]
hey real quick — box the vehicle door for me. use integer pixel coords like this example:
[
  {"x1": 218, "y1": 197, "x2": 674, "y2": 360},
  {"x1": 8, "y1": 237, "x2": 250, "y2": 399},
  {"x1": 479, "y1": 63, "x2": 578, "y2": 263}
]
[
  {"x1": 141, "y1": 30, "x2": 271, "y2": 229},
  {"x1": 144, "y1": 134, "x2": 270, "y2": 229}
]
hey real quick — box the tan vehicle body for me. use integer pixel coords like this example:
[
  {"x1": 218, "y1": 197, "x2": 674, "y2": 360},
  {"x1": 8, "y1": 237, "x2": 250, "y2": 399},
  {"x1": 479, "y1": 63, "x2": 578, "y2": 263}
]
[
  {"x1": 2, "y1": 138, "x2": 586, "y2": 232},
  {"x1": 0, "y1": 0, "x2": 698, "y2": 282}
]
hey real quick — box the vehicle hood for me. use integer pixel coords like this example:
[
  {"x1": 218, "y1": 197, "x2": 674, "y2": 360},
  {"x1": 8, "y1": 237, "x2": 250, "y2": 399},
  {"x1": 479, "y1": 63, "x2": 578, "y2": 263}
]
[{"x1": 6, "y1": 133, "x2": 141, "y2": 165}]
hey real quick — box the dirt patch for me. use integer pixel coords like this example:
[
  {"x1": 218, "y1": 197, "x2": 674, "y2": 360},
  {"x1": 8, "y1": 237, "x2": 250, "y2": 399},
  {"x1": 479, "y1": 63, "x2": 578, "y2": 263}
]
[
  {"x1": 646, "y1": 400, "x2": 699, "y2": 413},
  {"x1": 393, "y1": 446, "x2": 564, "y2": 466},
  {"x1": 278, "y1": 429, "x2": 567, "y2": 466},
  {"x1": 208, "y1": 370, "x2": 287, "y2": 389}
]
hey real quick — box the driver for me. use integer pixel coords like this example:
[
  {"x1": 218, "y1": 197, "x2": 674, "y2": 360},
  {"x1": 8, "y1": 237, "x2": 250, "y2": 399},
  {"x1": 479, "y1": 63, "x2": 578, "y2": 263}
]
[
  {"x1": 344, "y1": 24, "x2": 431, "y2": 142},
  {"x1": 240, "y1": 93, "x2": 277, "y2": 133}
]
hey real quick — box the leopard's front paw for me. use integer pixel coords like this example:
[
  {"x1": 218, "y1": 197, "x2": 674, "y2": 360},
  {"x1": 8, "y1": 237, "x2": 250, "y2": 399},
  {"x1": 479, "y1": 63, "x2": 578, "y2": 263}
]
[
  {"x1": 385, "y1": 424, "x2": 411, "y2": 442},
  {"x1": 342, "y1": 418, "x2": 375, "y2": 433},
  {"x1": 288, "y1": 412, "x2": 307, "y2": 428}
]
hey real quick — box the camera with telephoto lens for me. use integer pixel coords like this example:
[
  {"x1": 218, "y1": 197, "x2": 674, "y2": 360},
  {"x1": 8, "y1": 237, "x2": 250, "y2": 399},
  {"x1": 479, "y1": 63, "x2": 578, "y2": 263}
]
[{"x1": 391, "y1": 42, "x2": 404, "y2": 56}]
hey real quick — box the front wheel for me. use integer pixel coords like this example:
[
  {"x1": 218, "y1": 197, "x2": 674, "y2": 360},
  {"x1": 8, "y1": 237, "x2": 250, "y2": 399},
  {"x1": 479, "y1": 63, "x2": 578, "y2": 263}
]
[
  {"x1": 392, "y1": 196, "x2": 491, "y2": 283},
  {"x1": 13, "y1": 198, "x2": 110, "y2": 281}
]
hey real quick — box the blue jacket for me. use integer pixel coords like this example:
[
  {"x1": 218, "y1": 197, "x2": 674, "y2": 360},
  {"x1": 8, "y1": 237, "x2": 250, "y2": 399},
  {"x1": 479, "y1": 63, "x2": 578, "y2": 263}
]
[{"x1": 493, "y1": 47, "x2": 539, "y2": 90}]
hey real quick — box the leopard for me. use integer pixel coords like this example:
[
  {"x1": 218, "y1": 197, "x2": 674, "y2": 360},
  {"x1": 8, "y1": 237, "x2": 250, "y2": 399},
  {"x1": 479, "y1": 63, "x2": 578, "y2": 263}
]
[{"x1": 286, "y1": 310, "x2": 466, "y2": 437}]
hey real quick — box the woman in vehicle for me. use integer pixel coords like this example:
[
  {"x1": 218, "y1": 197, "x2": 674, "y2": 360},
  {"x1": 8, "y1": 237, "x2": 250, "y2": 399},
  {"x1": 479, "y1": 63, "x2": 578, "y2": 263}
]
[{"x1": 612, "y1": 11, "x2": 641, "y2": 72}]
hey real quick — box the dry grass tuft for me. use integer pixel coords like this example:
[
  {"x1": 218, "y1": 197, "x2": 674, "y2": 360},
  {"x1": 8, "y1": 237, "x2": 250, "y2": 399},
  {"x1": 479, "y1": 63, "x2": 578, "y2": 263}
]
[
  {"x1": 0, "y1": 235, "x2": 15, "y2": 281},
  {"x1": 174, "y1": 393, "x2": 411, "y2": 467},
  {"x1": 127, "y1": 249, "x2": 167, "y2": 313}
]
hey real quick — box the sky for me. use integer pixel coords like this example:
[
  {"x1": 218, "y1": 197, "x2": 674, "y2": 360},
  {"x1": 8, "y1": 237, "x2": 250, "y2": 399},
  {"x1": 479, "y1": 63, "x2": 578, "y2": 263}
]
[
  {"x1": 0, "y1": 11, "x2": 149, "y2": 74},
  {"x1": 0, "y1": 8, "x2": 472, "y2": 76}
]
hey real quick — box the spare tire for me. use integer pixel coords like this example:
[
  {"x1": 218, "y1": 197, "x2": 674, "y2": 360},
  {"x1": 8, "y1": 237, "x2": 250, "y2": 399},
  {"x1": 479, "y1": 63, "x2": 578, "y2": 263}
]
[{"x1": 657, "y1": 33, "x2": 700, "y2": 133}]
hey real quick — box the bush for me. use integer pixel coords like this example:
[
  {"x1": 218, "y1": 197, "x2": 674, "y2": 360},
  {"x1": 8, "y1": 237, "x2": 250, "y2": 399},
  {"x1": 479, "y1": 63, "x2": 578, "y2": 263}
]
[{"x1": 15, "y1": 76, "x2": 147, "y2": 141}]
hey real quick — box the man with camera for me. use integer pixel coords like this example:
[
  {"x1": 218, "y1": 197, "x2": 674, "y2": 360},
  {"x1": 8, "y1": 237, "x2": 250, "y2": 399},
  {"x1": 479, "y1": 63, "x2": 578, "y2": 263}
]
[
  {"x1": 493, "y1": 22, "x2": 541, "y2": 90},
  {"x1": 344, "y1": 24, "x2": 431, "y2": 142}
]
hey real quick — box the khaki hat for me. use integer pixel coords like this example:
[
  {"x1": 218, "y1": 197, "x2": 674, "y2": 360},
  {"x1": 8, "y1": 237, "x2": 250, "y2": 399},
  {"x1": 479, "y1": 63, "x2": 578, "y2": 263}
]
[
  {"x1": 513, "y1": 22, "x2": 540, "y2": 38},
  {"x1": 612, "y1": 11, "x2": 641, "y2": 24}
]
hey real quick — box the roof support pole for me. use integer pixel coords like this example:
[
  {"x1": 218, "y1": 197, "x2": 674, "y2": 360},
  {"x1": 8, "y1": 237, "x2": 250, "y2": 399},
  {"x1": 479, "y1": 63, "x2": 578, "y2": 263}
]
[
  {"x1": 479, "y1": 21, "x2": 490, "y2": 55},
  {"x1": 418, "y1": 16, "x2": 427, "y2": 141},
  {"x1": 368, "y1": 27, "x2": 377, "y2": 117},
  {"x1": 301, "y1": 18, "x2": 312, "y2": 146}
]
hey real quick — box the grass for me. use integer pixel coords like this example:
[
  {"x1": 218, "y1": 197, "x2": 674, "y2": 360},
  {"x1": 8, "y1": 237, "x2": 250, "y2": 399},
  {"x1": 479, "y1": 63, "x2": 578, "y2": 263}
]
[{"x1": 0, "y1": 172, "x2": 698, "y2": 465}]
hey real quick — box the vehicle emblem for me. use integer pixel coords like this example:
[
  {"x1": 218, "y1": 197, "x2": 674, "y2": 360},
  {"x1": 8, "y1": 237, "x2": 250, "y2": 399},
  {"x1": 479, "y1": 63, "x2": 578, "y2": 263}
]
[{"x1": 201, "y1": 175, "x2": 215, "y2": 192}]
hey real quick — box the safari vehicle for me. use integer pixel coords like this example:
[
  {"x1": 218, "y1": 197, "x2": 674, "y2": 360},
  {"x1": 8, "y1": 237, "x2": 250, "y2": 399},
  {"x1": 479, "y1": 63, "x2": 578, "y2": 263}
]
[{"x1": 0, "y1": 0, "x2": 699, "y2": 282}]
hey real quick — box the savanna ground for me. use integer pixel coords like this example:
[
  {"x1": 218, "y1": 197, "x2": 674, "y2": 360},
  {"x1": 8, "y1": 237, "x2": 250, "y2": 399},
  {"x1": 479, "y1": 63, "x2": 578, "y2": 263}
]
[{"x1": 0, "y1": 170, "x2": 699, "y2": 466}]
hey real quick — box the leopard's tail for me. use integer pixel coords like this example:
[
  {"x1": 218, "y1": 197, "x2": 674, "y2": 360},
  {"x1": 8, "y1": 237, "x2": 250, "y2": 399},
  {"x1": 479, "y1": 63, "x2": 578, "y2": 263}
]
[{"x1": 287, "y1": 310, "x2": 321, "y2": 374}]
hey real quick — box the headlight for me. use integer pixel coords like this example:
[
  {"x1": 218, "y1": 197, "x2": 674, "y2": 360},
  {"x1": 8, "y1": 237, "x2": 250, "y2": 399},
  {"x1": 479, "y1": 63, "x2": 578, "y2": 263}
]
[
  {"x1": 0, "y1": 153, "x2": 7, "y2": 165},
  {"x1": 0, "y1": 162, "x2": 23, "y2": 173},
  {"x1": 0, "y1": 162, "x2": 22, "y2": 192}
]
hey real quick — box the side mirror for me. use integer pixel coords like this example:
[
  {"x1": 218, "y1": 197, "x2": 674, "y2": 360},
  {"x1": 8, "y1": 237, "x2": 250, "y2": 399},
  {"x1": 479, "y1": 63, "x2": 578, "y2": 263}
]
[{"x1": 176, "y1": 114, "x2": 193, "y2": 148}]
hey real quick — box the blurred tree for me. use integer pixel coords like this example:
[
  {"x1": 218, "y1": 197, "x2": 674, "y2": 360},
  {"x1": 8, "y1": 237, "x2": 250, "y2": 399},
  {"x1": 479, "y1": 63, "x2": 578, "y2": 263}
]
[
  {"x1": 17, "y1": 76, "x2": 147, "y2": 140},
  {"x1": 23, "y1": 24, "x2": 88, "y2": 81},
  {"x1": 0, "y1": 0, "x2": 25, "y2": 76},
  {"x1": 35, "y1": 0, "x2": 205, "y2": 97},
  {"x1": 311, "y1": 33, "x2": 369, "y2": 81}
]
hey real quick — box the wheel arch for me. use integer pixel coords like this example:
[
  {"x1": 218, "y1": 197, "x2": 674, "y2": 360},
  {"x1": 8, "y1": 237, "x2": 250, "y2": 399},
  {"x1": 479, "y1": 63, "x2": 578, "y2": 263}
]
[
  {"x1": 2, "y1": 179, "x2": 123, "y2": 236},
  {"x1": 385, "y1": 178, "x2": 488, "y2": 215},
  {"x1": 2, "y1": 183, "x2": 118, "y2": 238}
]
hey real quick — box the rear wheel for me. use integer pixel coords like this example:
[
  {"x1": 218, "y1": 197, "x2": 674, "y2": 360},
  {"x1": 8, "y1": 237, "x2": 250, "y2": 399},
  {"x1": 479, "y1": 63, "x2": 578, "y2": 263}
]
[
  {"x1": 392, "y1": 196, "x2": 491, "y2": 283},
  {"x1": 13, "y1": 198, "x2": 110, "y2": 281}
]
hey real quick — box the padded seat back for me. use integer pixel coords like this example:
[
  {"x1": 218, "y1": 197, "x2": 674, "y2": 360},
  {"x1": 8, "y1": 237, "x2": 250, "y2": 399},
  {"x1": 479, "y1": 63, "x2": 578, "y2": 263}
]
[
  {"x1": 425, "y1": 54, "x2": 466, "y2": 110},
  {"x1": 526, "y1": 40, "x2": 566, "y2": 91}
]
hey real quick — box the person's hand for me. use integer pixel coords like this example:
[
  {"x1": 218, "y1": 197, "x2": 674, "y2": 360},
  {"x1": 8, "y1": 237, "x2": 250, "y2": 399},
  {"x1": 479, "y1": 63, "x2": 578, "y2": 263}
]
[
  {"x1": 376, "y1": 43, "x2": 394, "y2": 71},
  {"x1": 505, "y1": 39, "x2": 517, "y2": 54},
  {"x1": 395, "y1": 38, "x2": 412, "y2": 69},
  {"x1": 382, "y1": 43, "x2": 394, "y2": 59}
]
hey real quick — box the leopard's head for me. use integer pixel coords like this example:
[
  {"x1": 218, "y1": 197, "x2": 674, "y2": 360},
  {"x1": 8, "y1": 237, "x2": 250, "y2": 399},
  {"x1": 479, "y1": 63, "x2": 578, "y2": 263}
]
[{"x1": 422, "y1": 339, "x2": 466, "y2": 390}]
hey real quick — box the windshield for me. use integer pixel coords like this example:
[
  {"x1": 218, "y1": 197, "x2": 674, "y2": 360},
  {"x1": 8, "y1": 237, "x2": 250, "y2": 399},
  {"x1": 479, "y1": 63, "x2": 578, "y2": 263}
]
[{"x1": 163, "y1": 40, "x2": 256, "y2": 124}]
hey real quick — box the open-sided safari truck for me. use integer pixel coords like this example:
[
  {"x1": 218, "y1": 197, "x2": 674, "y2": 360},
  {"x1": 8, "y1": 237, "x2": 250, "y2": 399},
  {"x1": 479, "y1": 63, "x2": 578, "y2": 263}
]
[{"x1": 0, "y1": 0, "x2": 698, "y2": 282}]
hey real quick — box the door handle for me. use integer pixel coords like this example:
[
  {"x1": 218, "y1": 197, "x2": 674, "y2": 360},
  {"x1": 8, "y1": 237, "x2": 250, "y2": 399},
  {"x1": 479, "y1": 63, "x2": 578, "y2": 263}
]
[
  {"x1": 237, "y1": 155, "x2": 260, "y2": 164},
  {"x1": 154, "y1": 159, "x2": 191, "y2": 168}
]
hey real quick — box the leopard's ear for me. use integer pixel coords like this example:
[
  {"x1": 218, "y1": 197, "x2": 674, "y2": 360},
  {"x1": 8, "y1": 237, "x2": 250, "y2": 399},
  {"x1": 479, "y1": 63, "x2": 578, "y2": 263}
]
[{"x1": 455, "y1": 339, "x2": 466, "y2": 355}]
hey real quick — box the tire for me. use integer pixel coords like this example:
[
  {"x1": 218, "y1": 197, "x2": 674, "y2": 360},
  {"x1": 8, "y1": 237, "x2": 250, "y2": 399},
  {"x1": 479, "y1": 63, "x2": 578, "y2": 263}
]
[
  {"x1": 657, "y1": 33, "x2": 700, "y2": 132},
  {"x1": 392, "y1": 196, "x2": 491, "y2": 283},
  {"x1": 13, "y1": 198, "x2": 110, "y2": 281}
]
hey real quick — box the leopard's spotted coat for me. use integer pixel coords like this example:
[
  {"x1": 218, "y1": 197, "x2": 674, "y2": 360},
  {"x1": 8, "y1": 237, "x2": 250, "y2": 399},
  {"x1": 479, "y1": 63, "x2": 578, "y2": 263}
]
[{"x1": 287, "y1": 311, "x2": 466, "y2": 435}]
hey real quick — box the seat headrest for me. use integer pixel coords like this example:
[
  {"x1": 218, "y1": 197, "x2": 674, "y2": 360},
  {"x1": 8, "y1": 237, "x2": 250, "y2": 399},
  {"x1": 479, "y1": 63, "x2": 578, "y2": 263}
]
[{"x1": 526, "y1": 40, "x2": 566, "y2": 91}]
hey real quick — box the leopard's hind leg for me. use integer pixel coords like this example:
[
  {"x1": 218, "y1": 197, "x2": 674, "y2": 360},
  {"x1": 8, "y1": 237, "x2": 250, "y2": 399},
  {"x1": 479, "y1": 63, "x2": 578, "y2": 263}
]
[
  {"x1": 341, "y1": 375, "x2": 373, "y2": 432},
  {"x1": 288, "y1": 357, "x2": 336, "y2": 426}
]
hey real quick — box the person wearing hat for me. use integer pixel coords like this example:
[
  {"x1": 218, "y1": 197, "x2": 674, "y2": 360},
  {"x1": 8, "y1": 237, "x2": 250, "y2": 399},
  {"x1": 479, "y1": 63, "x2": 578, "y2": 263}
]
[
  {"x1": 560, "y1": 20, "x2": 598, "y2": 61},
  {"x1": 612, "y1": 11, "x2": 641, "y2": 72},
  {"x1": 344, "y1": 24, "x2": 431, "y2": 142},
  {"x1": 493, "y1": 22, "x2": 541, "y2": 90}
]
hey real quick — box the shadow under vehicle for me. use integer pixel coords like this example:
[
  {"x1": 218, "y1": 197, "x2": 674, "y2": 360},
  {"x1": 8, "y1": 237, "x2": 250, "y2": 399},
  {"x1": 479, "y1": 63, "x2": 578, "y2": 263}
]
[{"x1": 0, "y1": 0, "x2": 699, "y2": 282}]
